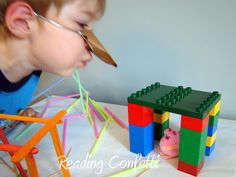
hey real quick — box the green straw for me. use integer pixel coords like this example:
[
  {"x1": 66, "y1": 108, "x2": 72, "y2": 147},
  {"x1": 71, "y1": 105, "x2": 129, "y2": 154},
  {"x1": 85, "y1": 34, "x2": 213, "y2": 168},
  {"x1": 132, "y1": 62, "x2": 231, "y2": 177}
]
[
  {"x1": 108, "y1": 159, "x2": 160, "y2": 177},
  {"x1": 73, "y1": 71, "x2": 86, "y2": 113},
  {"x1": 14, "y1": 122, "x2": 37, "y2": 141},
  {"x1": 72, "y1": 71, "x2": 94, "y2": 125},
  {"x1": 89, "y1": 118, "x2": 112, "y2": 156}
]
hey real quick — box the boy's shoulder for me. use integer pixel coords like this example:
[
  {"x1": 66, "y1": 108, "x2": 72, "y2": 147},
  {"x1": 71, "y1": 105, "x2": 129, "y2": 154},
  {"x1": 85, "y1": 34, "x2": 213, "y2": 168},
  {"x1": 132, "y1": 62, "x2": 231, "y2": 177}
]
[
  {"x1": 0, "y1": 70, "x2": 41, "y2": 134},
  {"x1": 0, "y1": 70, "x2": 41, "y2": 92}
]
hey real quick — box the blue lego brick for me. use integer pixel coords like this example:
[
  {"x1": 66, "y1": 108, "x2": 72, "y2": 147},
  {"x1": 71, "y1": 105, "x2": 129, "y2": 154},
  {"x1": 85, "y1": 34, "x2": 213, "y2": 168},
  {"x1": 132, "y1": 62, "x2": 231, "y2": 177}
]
[
  {"x1": 129, "y1": 122, "x2": 154, "y2": 156},
  {"x1": 207, "y1": 121, "x2": 218, "y2": 136},
  {"x1": 205, "y1": 141, "x2": 216, "y2": 156}
]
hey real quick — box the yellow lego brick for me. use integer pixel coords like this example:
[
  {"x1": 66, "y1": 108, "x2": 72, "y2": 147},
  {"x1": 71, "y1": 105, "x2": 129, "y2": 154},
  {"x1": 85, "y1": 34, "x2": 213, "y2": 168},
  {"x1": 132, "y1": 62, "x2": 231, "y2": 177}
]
[
  {"x1": 153, "y1": 112, "x2": 170, "y2": 123},
  {"x1": 206, "y1": 131, "x2": 217, "y2": 147},
  {"x1": 210, "y1": 100, "x2": 221, "y2": 116}
]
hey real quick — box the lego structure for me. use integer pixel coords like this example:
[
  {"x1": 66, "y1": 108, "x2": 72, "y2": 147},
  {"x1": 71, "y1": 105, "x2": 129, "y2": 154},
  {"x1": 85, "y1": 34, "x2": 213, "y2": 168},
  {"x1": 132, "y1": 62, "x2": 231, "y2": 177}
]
[{"x1": 128, "y1": 82, "x2": 221, "y2": 176}]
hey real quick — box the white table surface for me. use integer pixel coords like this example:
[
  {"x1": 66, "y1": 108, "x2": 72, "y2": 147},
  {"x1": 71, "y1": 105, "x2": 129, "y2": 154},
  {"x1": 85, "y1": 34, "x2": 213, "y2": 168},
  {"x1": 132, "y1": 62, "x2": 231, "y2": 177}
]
[{"x1": 1, "y1": 96, "x2": 236, "y2": 177}]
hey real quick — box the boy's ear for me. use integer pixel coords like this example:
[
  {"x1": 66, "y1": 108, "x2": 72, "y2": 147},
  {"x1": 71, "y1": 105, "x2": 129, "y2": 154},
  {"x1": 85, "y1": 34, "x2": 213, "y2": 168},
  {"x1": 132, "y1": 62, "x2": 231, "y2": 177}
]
[{"x1": 5, "y1": 1, "x2": 34, "y2": 38}]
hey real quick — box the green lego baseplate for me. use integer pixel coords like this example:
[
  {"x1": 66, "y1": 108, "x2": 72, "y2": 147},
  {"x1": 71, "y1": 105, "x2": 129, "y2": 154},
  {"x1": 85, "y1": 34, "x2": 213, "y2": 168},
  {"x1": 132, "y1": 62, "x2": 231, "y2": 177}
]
[{"x1": 128, "y1": 82, "x2": 221, "y2": 119}]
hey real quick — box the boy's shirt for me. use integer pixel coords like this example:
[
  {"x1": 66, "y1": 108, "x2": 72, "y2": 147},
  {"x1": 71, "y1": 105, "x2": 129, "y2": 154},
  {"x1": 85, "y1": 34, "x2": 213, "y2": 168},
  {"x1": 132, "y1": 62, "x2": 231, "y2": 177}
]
[{"x1": 0, "y1": 71, "x2": 41, "y2": 134}]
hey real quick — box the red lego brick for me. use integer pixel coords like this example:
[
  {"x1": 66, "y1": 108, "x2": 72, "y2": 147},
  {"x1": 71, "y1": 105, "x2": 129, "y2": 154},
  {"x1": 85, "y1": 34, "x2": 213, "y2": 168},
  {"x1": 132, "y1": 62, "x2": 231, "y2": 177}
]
[
  {"x1": 178, "y1": 159, "x2": 204, "y2": 176},
  {"x1": 181, "y1": 114, "x2": 209, "y2": 132},
  {"x1": 128, "y1": 103, "x2": 153, "y2": 127}
]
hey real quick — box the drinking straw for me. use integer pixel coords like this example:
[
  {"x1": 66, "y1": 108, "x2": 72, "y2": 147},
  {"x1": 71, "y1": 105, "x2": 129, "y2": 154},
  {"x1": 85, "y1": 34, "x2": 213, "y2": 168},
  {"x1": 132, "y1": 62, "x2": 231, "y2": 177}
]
[
  {"x1": 104, "y1": 107, "x2": 129, "y2": 131},
  {"x1": 108, "y1": 159, "x2": 160, "y2": 177},
  {"x1": 14, "y1": 123, "x2": 37, "y2": 141},
  {"x1": 62, "y1": 119, "x2": 68, "y2": 151},
  {"x1": 32, "y1": 77, "x2": 65, "y2": 101},
  {"x1": 89, "y1": 103, "x2": 105, "y2": 122},
  {"x1": 39, "y1": 99, "x2": 51, "y2": 117},
  {"x1": 49, "y1": 93, "x2": 80, "y2": 102},
  {"x1": 40, "y1": 93, "x2": 81, "y2": 119},
  {"x1": 66, "y1": 98, "x2": 81, "y2": 113},
  {"x1": 62, "y1": 97, "x2": 81, "y2": 150},
  {"x1": 73, "y1": 71, "x2": 85, "y2": 113},
  {"x1": 85, "y1": 92, "x2": 89, "y2": 114},
  {"x1": 0, "y1": 156, "x2": 17, "y2": 174},
  {"x1": 89, "y1": 98, "x2": 109, "y2": 120},
  {"x1": 84, "y1": 93, "x2": 93, "y2": 125},
  {"x1": 35, "y1": 88, "x2": 50, "y2": 98},
  {"x1": 89, "y1": 118, "x2": 112, "y2": 156},
  {"x1": 91, "y1": 109, "x2": 99, "y2": 138},
  {"x1": 15, "y1": 93, "x2": 80, "y2": 141},
  {"x1": 64, "y1": 114, "x2": 87, "y2": 120}
]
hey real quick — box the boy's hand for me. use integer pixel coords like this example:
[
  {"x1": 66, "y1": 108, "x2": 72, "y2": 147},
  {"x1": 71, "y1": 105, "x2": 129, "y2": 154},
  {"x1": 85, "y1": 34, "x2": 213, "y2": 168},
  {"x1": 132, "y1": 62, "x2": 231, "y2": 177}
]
[{"x1": 19, "y1": 108, "x2": 40, "y2": 125}]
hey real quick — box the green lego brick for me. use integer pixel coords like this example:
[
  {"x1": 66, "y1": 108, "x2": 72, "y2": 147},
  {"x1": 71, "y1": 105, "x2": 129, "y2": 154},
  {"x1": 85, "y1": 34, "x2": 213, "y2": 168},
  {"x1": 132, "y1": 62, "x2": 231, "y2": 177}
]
[
  {"x1": 128, "y1": 82, "x2": 221, "y2": 119},
  {"x1": 179, "y1": 127, "x2": 208, "y2": 166},
  {"x1": 209, "y1": 112, "x2": 219, "y2": 126},
  {"x1": 154, "y1": 119, "x2": 169, "y2": 141}
]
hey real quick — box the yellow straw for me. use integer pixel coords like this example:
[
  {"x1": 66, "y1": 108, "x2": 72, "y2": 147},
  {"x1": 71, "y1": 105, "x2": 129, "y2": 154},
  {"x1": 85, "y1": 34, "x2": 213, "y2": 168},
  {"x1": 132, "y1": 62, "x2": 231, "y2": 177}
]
[
  {"x1": 108, "y1": 159, "x2": 160, "y2": 177},
  {"x1": 66, "y1": 98, "x2": 81, "y2": 113},
  {"x1": 89, "y1": 118, "x2": 112, "y2": 156},
  {"x1": 89, "y1": 98, "x2": 114, "y2": 121},
  {"x1": 85, "y1": 91, "x2": 89, "y2": 114},
  {"x1": 85, "y1": 92, "x2": 94, "y2": 125},
  {"x1": 89, "y1": 98, "x2": 107, "y2": 120}
]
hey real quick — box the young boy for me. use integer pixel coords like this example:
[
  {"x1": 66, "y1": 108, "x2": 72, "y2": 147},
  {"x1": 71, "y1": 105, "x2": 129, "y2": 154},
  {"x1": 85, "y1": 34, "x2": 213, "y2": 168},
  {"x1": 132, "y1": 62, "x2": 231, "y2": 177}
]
[{"x1": 0, "y1": 0, "x2": 117, "y2": 133}]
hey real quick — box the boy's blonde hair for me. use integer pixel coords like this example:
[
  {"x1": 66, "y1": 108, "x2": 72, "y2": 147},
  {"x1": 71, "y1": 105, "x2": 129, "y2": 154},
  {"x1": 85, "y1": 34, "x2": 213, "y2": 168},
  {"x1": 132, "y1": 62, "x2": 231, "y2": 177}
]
[{"x1": 0, "y1": 0, "x2": 105, "y2": 39}]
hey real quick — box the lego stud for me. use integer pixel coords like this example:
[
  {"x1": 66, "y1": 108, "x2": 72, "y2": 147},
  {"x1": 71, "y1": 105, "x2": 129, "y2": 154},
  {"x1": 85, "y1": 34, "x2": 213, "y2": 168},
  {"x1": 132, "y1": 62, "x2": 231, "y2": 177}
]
[
  {"x1": 155, "y1": 82, "x2": 160, "y2": 88},
  {"x1": 196, "y1": 107, "x2": 204, "y2": 113},
  {"x1": 166, "y1": 101, "x2": 172, "y2": 107},
  {"x1": 136, "y1": 91, "x2": 142, "y2": 97},
  {"x1": 176, "y1": 95, "x2": 181, "y2": 101},
  {"x1": 141, "y1": 88, "x2": 147, "y2": 95},
  {"x1": 171, "y1": 99, "x2": 176, "y2": 105},
  {"x1": 145, "y1": 86, "x2": 151, "y2": 92},
  {"x1": 130, "y1": 93, "x2": 137, "y2": 99},
  {"x1": 178, "y1": 86, "x2": 184, "y2": 90},
  {"x1": 186, "y1": 87, "x2": 192, "y2": 92},
  {"x1": 156, "y1": 99, "x2": 162, "y2": 104}
]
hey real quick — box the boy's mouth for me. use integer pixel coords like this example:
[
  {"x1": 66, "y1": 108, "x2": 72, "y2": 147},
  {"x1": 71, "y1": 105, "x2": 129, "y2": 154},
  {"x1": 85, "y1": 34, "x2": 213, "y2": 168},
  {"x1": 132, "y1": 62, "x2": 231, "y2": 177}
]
[{"x1": 81, "y1": 60, "x2": 88, "y2": 67}]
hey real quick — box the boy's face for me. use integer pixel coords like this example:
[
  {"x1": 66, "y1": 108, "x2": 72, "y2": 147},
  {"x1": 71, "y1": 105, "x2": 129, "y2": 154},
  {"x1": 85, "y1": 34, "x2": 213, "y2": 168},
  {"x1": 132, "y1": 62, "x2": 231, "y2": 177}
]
[{"x1": 31, "y1": 0, "x2": 100, "y2": 76}]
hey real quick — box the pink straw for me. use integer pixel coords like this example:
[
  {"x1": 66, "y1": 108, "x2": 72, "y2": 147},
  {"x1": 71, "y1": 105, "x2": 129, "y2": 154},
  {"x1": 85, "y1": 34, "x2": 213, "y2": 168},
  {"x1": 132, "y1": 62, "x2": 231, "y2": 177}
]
[
  {"x1": 49, "y1": 93, "x2": 80, "y2": 102},
  {"x1": 62, "y1": 119, "x2": 68, "y2": 151},
  {"x1": 39, "y1": 99, "x2": 51, "y2": 117},
  {"x1": 64, "y1": 113, "x2": 87, "y2": 120},
  {"x1": 104, "y1": 107, "x2": 129, "y2": 131},
  {"x1": 91, "y1": 110, "x2": 99, "y2": 139},
  {"x1": 39, "y1": 93, "x2": 80, "y2": 117},
  {"x1": 89, "y1": 103, "x2": 105, "y2": 122},
  {"x1": 62, "y1": 113, "x2": 86, "y2": 151}
]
